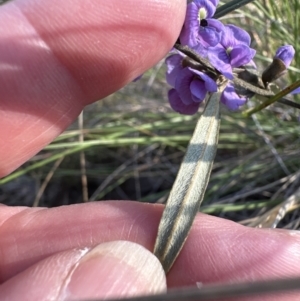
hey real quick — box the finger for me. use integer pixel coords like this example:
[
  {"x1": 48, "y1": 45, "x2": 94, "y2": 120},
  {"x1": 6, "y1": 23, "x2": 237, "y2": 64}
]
[
  {"x1": 0, "y1": 241, "x2": 166, "y2": 301},
  {"x1": 167, "y1": 218, "x2": 300, "y2": 301},
  {"x1": 1, "y1": 201, "x2": 300, "y2": 294},
  {"x1": 0, "y1": 201, "x2": 162, "y2": 281},
  {"x1": 0, "y1": 0, "x2": 186, "y2": 176}
]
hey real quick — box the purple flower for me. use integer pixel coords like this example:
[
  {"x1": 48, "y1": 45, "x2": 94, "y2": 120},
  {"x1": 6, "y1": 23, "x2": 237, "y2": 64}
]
[
  {"x1": 275, "y1": 45, "x2": 295, "y2": 68},
  {"x1": 208, "y1": 25, "x2": 256, "y2": 79},
  {"x1": 262, "y1": 45, "x2": 295, "y2": 85},
  {"x1": 291, "y1": 87, "x2": 300, "y2": 95},
  {"x1": 166, "y1": 54, "x2": 218, "y2": 115},
  {"x1": 165, "y1": 53, "x2": 185, "y2": 87},
  {"x1": 168, "y1": 89, "x2": 201, "y2": 115},
  {"x1": 180, "y1": 0, "x2": 224, "y2": 55},
  {"x1": 221, "y1": 83, "x2": 247, "y2": 110}
]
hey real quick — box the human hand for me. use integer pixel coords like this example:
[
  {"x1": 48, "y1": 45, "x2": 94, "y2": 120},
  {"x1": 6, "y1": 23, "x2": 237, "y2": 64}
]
[
  {"x1": 1, "y1": 202, "x2": 300, "y2": 300},
  {"x1": 1, "y1": 0, "x2": 300, "y2": 300}
]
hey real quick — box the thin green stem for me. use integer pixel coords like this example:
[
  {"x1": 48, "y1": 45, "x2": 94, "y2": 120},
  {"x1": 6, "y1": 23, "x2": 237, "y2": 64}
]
[
  {"x1": 214, "y1": 0, "x2": 256, "y2": 19},
  {"x1": 243, "y1": 80, "x2": 300, "y2": 116}
]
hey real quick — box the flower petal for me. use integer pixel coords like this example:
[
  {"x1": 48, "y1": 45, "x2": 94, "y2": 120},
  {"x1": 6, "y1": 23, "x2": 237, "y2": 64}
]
[
  {"x1": 192, "y1": 43, "x2": 208, "y2": 57},
  {"x1": 198, "y1": 22, "x2": 222, "y2": 47},
  {"x1": 168, "y1": 89, "x2": 200, "y2": 115},
  {"x1": 223, "y1": 24, "x2": 251, "y2": 47},
  {"x1": 190, "y1": 68, "x2": 218, "y2": 92},
  {"x1": 221, "y1": 83, "x2": 247, "y2": 110},
  {"x1": 165, "y1": 54, "x2": 182, "y2": 74},
  {"x1": 165, "y1": 54, "x2": 184, "y2": 87},
  {"x1": 275, "y1": 45, "x2": 295, "y2": 68},
  {"x1": 209, "y1": 0, "x2": 220, "y2": 8},
  {"x1": 230, "y1": 44, "x2": 256, "y2": 67},
  {"x1": 190, "y1": 78, "x2": 207, "y2": 102},
  {"x1": 207, "y1": 18, "x2": 225, "y2": 33},
  {"x1": 290, "y1": 87, "x2": 300, "y2": 95},
  {"x1": 166, "y1": 65, "x2": 183, "y2": 87},
  {"x1": 194, "y1": 0, "x2": 216, "y2": 18},
  {"x1": 175, "y1": 67, "x2": 195, "y2": 105},
  {"x1": 208, "y1": 45, "x2": 233, "y2": 79},
  {"x1": 180, "y1": 2, "x2": 199, "y2": 46}
]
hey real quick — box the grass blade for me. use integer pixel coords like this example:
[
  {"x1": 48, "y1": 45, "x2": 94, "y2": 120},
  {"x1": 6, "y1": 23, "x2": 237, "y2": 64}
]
[{"x1": 214, "y1": 0, "x2": 255, "y2": 19}]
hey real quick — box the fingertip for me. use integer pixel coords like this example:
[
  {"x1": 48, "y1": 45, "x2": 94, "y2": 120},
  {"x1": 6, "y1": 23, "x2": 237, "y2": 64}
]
[
  {"x1": 0, "y1": 240, "x2": 166, "y2": 300},
  {"x1": 62, "y1": 241, "x2": 166, "y2": 300},
  {"x1": 0, "y1": 0, "x2": 186, "y2": 175},
  {"x1": 16, "y1": 0, "x2": 187, "y2": 101},
  {"x1": 168, "y1": 214, "x2": 300, "y2": 288}
]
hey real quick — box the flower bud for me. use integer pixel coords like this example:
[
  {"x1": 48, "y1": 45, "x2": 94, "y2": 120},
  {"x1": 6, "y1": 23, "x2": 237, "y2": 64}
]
[
  {"x1": 262, "y1": 58, "x2": 287, "y2": 87},
  {"x1": 275, "y1": 45, "x2": 295, "y2": 68},
  {"x1": 262, "y1": 45, "x2": 295, "y2": 87}
]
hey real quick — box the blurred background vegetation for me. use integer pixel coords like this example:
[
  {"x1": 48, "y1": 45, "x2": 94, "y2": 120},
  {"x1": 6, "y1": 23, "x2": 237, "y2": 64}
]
[{"x1": 1, "y1": 0, "x2": 299, "y2": 229}]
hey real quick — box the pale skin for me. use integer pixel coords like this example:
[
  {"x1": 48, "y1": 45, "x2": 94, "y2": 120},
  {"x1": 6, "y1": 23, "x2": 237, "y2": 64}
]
[{"x1": 0, "y1": 0, "x2": 300, "y2": 300}]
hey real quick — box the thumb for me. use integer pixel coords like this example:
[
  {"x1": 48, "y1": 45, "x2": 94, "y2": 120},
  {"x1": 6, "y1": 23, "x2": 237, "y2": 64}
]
[
  {"x1": 64, "y1": 241, "x2": 167, "y2": 300},
  {"x1": 0, "y1": 241, "x2": 166, "y2": 301}
]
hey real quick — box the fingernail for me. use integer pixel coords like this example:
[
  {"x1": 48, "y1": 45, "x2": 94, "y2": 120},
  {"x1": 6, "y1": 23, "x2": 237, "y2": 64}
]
[{"x1": 60, "y1": 241, "x2": 166, "y2": 300}]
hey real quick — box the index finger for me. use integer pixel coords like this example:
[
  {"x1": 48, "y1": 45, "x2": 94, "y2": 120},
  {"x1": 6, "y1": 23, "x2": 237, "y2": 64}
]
[{"x1": 0, "y1": 0, "x2": 186, "y2": 177}]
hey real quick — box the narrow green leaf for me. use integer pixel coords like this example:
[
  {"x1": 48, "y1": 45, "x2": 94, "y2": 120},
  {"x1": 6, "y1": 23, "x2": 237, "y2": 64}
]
[
  {"x1": 153, "y1": 92, "x2": 221, "y2": 273},
  {"x1": 214, "y1": 0, "x2": 255, "y2": 19}
]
